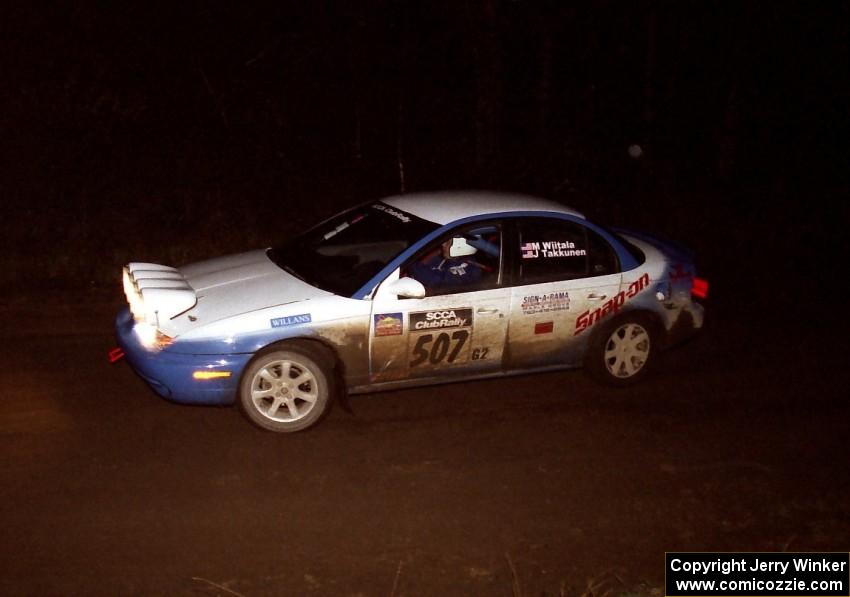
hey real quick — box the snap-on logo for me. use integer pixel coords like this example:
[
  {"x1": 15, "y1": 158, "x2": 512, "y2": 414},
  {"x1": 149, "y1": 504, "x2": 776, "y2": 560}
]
[{"x1": 574, "y1": 273, "x2": 649, "y2": 335}]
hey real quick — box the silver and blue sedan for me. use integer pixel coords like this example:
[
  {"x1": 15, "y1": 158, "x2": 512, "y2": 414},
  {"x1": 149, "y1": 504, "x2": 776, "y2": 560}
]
[{"x1": 116, "y1": 192, "x2": 707, "y2": 432}]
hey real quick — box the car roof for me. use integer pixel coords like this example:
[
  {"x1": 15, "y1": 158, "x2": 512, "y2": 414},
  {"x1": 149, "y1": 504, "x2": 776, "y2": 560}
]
[{"x1": 382, "y1": 191, "x2": 584, "y2": 226}]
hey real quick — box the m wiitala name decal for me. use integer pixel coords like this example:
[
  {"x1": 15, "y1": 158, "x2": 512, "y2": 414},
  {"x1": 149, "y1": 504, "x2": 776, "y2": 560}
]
[{"x1": 521, "y1": 240, "x2": 587, "y2": 259}]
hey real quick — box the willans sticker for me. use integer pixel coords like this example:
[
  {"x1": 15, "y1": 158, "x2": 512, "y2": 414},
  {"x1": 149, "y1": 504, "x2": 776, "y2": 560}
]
[
  {"x1": 270, "y1": 313, "x2": 312, "y2": 328},
  {"x1": 521, "y1": 240, "x2": 587, "y2": 259}
]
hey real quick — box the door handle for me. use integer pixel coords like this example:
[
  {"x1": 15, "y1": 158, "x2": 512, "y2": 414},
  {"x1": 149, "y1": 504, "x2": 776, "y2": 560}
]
[
  {"x1": 586, "y1": 293, "x2": 607, "y2": 301},
  {"x1": 477, "y1": 307, "x2": 499, "y2": 314}
]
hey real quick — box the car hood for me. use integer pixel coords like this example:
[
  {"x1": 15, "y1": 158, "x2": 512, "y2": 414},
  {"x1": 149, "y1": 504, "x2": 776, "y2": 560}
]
[{"x1": 171, "y1": 250, "x2": 331, "y2": 335}]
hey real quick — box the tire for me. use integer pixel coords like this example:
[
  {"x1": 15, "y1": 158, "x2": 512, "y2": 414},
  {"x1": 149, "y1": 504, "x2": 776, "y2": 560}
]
[
  {"x1": 586, "y1": 313, "x2": 657, "y2": 386},
  {"x1": 238, "y1": 345, "x2": 334, "y2": 432}
]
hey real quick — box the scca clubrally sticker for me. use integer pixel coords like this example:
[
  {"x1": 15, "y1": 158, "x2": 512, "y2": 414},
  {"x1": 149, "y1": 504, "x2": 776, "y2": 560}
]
[
  {"x1": 408, "y1": 308, "x2": 473, "y2": 369},
  {"x1": 409, "y1": 309, "x2": 472, "y2": 330}
]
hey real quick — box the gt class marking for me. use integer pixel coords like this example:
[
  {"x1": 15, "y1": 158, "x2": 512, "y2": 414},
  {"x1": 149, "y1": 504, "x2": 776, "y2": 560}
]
[
  {"x1": 410, "y1": 308, "x2": 473, "y2": 330},
  {"x1": 471, "y1": 347, "x2": 489, "y2": 360},
  {"x1": 270, "y1": 313, "x2": 312, "y2": 328},
  {"x1": 410, "y1": 330, "x2": 470, "y2": 367},
  {"x1": 574, "y1": 273, "x2": 650, "y2": 335}
]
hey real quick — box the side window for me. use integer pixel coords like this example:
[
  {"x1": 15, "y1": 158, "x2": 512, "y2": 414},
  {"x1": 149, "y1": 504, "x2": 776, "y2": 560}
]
[
  {"x1": 587, "y1": 228, "x2": 620, "y2": 277},
  {"x1": 517, "y1": 218, "x2": 619, "y2": 284},
  {"x1": 402, "y1": 223, "x2": 502, "y2": 296}
]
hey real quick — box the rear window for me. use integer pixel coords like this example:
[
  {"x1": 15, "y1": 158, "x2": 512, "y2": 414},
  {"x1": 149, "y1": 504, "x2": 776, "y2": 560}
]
[{"x1": 613, "y1": 233, "x2": 646, "y2": 265}]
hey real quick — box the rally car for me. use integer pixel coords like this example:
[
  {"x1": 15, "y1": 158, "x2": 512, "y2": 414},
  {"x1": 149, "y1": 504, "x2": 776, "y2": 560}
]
[{"x1": 115, "y1": 191, "x2": 707, "y2": 432}]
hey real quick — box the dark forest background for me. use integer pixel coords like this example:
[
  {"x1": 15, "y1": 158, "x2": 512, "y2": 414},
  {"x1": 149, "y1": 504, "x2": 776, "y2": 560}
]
[{"x1": 2, "y1": 1, "x2": 847, "y2": 292}]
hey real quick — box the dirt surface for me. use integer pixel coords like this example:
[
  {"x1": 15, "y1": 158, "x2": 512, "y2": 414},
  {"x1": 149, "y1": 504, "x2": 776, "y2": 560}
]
[{"x1": 1, "y1": 289, "x2": 847, "y2": 596}]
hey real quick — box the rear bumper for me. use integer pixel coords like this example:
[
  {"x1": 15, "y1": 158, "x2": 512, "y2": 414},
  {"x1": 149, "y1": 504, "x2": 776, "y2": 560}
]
[
  {"x1": 115, "y1": 308, "x2": 251, "y2": 405},
  {"x1": 664, "y1": 302, "x2": 705, "y2": 349}
]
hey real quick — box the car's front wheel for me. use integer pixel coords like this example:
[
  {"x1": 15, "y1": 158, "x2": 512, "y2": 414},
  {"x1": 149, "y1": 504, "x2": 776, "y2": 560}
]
[
  {"x1": 238, "y1": 346, "x2": 333, "y2": 432},
  {"x1": 586, "y1": 314, "x2": 657, "y2": 386}
]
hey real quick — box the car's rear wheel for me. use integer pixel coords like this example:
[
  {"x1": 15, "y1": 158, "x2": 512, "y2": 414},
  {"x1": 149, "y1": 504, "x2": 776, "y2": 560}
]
[
  {"x1": 586, "y1": 314, "x2": 657, "y2": 386},
  {"x1": 238, "y1": 346, "x2": 333, "y2": 432}
]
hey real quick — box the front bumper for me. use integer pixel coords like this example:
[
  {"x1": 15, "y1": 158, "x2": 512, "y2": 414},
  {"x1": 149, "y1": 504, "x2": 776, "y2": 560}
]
[{"x1": 115, "y1": 308, "x2": 251, "y2": 405}]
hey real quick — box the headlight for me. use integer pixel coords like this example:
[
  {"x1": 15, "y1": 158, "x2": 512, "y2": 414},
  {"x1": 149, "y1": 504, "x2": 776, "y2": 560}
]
[
  {"x1": 122, "y1": 263, "x2": 193, "y2": 349},
  {"x1": 123, "y1": 268, "x2": 146, "y2": 322},
  {"x1": 122, "y1": 267, "x2": 133, "y2": 298},
  {"x1": 134, "y1": 321, "x2": 174, "y2": 350}
]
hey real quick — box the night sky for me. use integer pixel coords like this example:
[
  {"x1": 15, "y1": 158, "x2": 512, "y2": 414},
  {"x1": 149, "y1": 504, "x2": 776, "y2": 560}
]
[{"x1": 2, "y1": 1, "x2": 847, "y2": 290}]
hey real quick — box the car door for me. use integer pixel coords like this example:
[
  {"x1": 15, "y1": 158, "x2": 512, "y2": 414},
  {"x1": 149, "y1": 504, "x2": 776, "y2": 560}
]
[
  {"x1": 368, "y1": 222, "x2": 510, "y2": 385},
  {"x1": 505, "y1": 217, "x2": 623, "y2": 370}
]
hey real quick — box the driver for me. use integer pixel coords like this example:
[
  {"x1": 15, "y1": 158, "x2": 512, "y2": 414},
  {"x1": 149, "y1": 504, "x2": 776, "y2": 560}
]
[{"x1": 409, "y1": 238, "x2": 482, "y2": 290}]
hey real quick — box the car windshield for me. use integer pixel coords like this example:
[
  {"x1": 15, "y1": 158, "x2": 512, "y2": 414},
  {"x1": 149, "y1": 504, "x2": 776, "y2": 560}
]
[{"x1": 268, "y1": 202, "x2": 439, "y2": 296}]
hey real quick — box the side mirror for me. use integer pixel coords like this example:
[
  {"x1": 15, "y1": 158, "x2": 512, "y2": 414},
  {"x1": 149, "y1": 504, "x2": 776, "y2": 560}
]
[
  {"x1": 448, "y1": 237, "x2": 477, "y2": 258},
  {"x1": 384, "y1": 277, "x2": 426, "y2": 299}
]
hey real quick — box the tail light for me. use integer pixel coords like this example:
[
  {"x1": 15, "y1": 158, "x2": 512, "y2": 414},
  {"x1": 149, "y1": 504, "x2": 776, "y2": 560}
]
[{"x1": 691, "y1": 277, "x2": 709, "y2": 299}]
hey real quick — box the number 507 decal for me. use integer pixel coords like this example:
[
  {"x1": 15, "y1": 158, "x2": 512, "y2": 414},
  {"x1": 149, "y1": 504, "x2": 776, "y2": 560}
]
[{"x1": 410, "y1": 330, "x2": 470, "y2": 367}]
